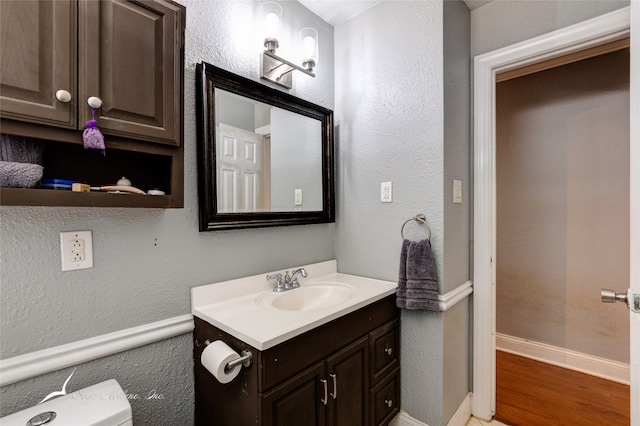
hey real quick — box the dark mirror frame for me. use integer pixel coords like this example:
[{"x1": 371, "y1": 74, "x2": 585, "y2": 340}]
[{"x1": 195, "y1": 62, "x2": 335, "y2": 231}]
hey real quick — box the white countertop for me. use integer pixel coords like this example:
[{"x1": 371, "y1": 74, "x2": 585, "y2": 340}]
[{"x1": 191, "y1": 260, "x2": 397, "y2": 350}]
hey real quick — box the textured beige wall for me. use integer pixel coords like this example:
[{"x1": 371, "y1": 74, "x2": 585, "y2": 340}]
[{"x1": 496, "y1": 49, "x2": 630, "y2": 363}]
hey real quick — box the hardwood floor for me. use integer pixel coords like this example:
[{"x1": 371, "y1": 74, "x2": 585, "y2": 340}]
[{"x1": 495, "y1": 350, "x2": 630, "y2": 426}]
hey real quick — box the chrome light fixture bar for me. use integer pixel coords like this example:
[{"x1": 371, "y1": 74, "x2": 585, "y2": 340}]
[
  {"x1": 259, "y1": 2, "x2": 317, "y2": 90},
  {"x1": 261, "y1": 50, "x2": 315, "y2": 89}
]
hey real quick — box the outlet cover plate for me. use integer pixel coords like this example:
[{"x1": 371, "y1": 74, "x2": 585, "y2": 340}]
[
  {"x1": 60, "y1": 230, "x2": 93, "y2": 271},
  {"x1": 381, "y1": 182, "x2": 392, "y2": 203}
]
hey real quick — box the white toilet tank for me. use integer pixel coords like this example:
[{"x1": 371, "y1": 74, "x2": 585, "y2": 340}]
[{"x1": 0, "y1": 379, "x2": 133, "y2": 426}]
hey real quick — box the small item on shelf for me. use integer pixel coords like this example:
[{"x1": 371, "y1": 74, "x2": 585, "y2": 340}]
[
  {"x1": 91, "y1": 185, "x2": 146, "y2": 195},
  {"x1": 147, "y1": 189, "x2": 165, "y2": 195},
  {"x1": 83, "y1": 107, "x2": 106, "y2": 156},
  {"x1": 41, "y1": 178, "x2": 74, "y2": 190},
  {"x1": 72, "y1": 183, "x2": 90, "y2": 192},
  {"x1": 116, "y1": 176, "x2": 132, "y2": 186}
]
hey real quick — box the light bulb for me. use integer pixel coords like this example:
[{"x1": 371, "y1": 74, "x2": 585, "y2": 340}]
[
  {"x1": 264, "y1": 12, "x2": 280, "y2": 39},
  {"x1": 262, "y1": 1, "x2": 282, "y2": 52},
  {"x1": 299, "y1": 27, "x2": 318, "y2": 71}
]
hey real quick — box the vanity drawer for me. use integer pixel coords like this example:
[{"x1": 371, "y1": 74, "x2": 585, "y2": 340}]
[
  {"x1": 370, "y1": 368, "x2": 400, "y2": 426},
  {"x1": 369, "y1": 319, "x2": 399, "y2": 385}
]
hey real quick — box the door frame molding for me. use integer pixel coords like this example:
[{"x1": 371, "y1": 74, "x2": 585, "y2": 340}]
[{"x1": 471, "y1": 7, "x2": 631, "y2": 420}]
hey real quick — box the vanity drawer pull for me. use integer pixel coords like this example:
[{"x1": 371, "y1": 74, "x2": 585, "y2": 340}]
[
  {"x1": 384, "y1": 346, "x2": 393, "y2": 356},
  {"x1": 330, "y1": 373, "x2": 337, "y2": 399},
  {"x1": 385, "y1": 399, "x2": 393, "y2": 408},
  {"x1": 320, "y1": 379, "x2": 328, "y2": 405}
]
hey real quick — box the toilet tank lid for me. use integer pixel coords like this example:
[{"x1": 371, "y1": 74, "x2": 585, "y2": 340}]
[{"x1": 0, "y1": 379, "x2": 133, "y2": 426}]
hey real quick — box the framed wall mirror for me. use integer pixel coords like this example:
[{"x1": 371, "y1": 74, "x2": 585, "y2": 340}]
[{"x1": 196, "y1": 62, "x2": 334, "y2": 231}]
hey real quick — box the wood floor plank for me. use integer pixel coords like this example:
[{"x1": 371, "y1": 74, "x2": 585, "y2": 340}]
[{"x1": 495, "y1": 350, "x2": 630, "y2": 426}]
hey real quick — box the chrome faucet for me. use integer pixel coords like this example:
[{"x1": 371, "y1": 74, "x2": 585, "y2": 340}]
[
  {"x1": 287, "y1": 268, "x2": 308, "y2": 289},
  {"x1": 266, "y1": 268, "x2": 308, "y2": 292}
]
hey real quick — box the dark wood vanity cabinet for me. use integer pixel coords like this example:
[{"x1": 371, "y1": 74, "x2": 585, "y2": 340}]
[
  {"x1": 193, "y1": 296, "x2": 401, "y2": 426},
  {"x1": 0, "y1": 0, "x2": 185, "y2": 207}
]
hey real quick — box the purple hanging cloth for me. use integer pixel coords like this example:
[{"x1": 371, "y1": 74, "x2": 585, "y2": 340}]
[{"x1": 83, "y1": 108, "x2": 106, "y2": 156}]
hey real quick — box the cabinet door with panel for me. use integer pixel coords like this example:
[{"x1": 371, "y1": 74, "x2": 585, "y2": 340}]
[
  {"x1": 262, "y1": 337, "x2": 369, "y2": 426},
  {"x1": 79, "y1": 0, "x2": 183, "y2": 146},
  {"x1": 261, "y1": 361, "x2": 327, "y2": 426},
  {"x1": 0, "y1": 0, "x2": 77, "y2": 127},
  {"x1": 326, "y1": 337, "x2": 369, "y2": 426}
]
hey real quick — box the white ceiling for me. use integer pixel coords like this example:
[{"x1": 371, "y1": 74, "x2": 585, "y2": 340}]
[{"x1": 298, "y1": 0, "x2": 494, "y2": 26}]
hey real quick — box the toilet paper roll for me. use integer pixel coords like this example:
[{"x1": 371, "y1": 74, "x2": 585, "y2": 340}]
[{"x1": 201, "y1": 340, "x2": 243, "y2": 384}]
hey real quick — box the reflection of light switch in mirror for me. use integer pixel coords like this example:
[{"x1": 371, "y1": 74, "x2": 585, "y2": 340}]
[{"x1": 295, "y1": 189, "x2": 303, "y2": 205}]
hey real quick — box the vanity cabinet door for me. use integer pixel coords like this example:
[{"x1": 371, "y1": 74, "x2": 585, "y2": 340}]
[
  {"x1": 261, "y1": 361, "x2": 326, "y2": 426},
  {"x1": 79, "y1": 0, "x2": 183, "y2": 146},
  {"x1": 0, "y1": 0, "x2": 77, "y2": 127},
  {"x1": 326, "y1": 337, "x2": 369, "y2": 426}
]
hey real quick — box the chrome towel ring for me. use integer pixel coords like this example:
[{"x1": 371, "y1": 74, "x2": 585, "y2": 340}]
[{"x1": 401, "y1": 214, "x2": 431, "y2": 240}]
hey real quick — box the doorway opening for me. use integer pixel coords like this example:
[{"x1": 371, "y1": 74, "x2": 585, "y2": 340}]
[
  {"x1": 494, "y1": 45, "x2": 630, "y2": 425},
  {"x1": 471, "y1": 7, "x2": 634, "y2": 423}
]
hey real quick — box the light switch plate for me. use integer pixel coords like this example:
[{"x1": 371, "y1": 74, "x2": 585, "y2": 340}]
[
  {"x1": 295, "y1": 189, "x2": 303, "y2": 206},
  {"x1": 453, "y1": 179, "x2": 462, "y2": 204},
  {"x1": 60, "y1": 230, "x2": 93, "y2": 271}
]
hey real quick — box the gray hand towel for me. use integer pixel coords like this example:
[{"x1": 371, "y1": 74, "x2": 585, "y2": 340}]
[
  {"x1": 396, "y1": 239, "x2": 410, "y2": 309},
  {"x1": 404, "y1": 239, "x2": 439, "y2": 311}
]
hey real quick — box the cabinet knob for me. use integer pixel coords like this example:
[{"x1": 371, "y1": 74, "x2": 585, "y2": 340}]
[
  {"x1": 384, "y1": 346, "x2": 393, "y2": 356},
  {"x1": 55, "y1": 90, "x2": 72, "y2": 103},
  {"x1": 385, "y1": 399, "x2": 393, "y2": 408},
  {"x1": 87, "y1": 96, "x2": 103, "y2": 109}
]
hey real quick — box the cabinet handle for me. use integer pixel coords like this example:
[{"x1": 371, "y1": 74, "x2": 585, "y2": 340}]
[
  {"x1": 320, "y1": 379, "x2": 328, "y2": 405},
  {"x1": 55, "y1": 90, "x2": 72, "y2": 103},
  {"x1": 385, "y1": 399, "x2": 393, "y2": 408},
  {"x1": 329, "y1": 373, "x2": 337, "y2": 399},
  {"x1": 384, "y1": 346, "x2": 393, "y2": 356},
  {"x1": 87, "y1": 96, "x2": 103, "y2": 109}
]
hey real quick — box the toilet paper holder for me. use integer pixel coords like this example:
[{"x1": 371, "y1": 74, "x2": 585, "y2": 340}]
[{"x1": 203, "y1": 339, "x2": 253, "y2": 371}]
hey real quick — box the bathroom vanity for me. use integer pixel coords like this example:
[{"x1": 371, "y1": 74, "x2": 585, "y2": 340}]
[{"x1": 191, "y1": 261, "x2": 400, "y2": 426}]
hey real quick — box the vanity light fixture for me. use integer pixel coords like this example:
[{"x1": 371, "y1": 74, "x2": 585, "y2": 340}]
[{"x1": 260, "y1": 1, "x2": 317, "y2": 90}]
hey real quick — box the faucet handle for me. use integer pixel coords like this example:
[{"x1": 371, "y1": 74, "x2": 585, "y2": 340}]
[
  {"x1": 267, "y1": 273, "x2": 287, "y2": 292},
  {"x1": 266, "y1": 273, "x2": 282, "y2": 285}
]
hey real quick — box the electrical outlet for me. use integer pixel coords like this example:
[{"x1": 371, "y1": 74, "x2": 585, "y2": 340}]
[
  {"x1": 60, "y1": 231, "x2": 93, "y2": 271},
  {"x1": 381, "y1": 182, "x2": 392, "y2": 203}
]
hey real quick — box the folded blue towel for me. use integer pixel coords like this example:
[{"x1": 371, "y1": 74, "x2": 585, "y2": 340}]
[{"x1": 396, "y1": 239, "x2": 439, "y2": 311}]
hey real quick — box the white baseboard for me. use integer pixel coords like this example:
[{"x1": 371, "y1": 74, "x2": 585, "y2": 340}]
[
  {"x1": 389, "y1": 393, "x2": 472, "y2": 426},
  {"x1": 0, "y1": 314, "x2": 194, "y2": 386},
  {"x1": 496, "y1": 333, "x2": 630, "y2": 385},
  {"x1": 446, "y1": 393, "x2": 471, "y2": 426},
  {"x1": 390, "y1": 411, "x2": 429, "y2": 426}
]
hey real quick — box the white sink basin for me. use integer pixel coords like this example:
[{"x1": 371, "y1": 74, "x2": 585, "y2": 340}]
[
  {"x1": 256, "y1": 283, "x2": 356, "y2": 311},
  {"x1": 191, "y1": 260, "x2": 397, "y2": 350}
]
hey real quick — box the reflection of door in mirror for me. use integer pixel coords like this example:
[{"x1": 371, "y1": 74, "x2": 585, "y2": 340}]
[{"x1": 216, "y1": 123, "x2": 271, "y2": 212}]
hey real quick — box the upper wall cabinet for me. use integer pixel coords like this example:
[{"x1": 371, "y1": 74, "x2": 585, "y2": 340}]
[
  {"x1": 1, "y1": 0, "x2": 182, "y2": 146},
  {"x1": 0, "y1": 0, "x2": 185, "y2": 208}
]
